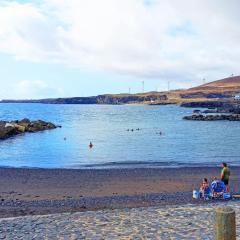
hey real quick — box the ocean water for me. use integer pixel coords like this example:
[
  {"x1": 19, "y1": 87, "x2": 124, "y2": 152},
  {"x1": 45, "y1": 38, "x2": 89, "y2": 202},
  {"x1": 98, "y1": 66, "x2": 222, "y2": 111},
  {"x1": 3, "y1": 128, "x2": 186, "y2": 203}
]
[{"x1": 0, "y1": 103, "x2": 240, "y2": 169}]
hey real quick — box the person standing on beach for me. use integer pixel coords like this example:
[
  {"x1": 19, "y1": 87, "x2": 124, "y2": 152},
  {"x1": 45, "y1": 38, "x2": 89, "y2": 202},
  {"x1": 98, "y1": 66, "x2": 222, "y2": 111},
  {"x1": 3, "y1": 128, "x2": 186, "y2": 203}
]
[{"x1": 221, "y1": 162, "x2": 230, "y2": 192}]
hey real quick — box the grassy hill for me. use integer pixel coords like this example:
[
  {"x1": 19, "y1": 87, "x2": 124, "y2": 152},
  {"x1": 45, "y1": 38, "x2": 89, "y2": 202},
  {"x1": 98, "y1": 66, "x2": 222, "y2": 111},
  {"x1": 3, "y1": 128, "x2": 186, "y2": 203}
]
[
  {"x1": 187, "y1": 76, "x2": 240, "y2": 92},
  {"x1": 165, "y1": 76, "x2": 240, "y2": 104}
]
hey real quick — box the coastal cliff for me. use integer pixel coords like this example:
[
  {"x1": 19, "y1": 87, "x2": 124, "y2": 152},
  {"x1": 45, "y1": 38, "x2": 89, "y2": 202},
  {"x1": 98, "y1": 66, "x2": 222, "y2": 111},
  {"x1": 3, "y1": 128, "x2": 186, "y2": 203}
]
[{"x1": 0, "y1": 94, "x2": 168, "y2": 105}]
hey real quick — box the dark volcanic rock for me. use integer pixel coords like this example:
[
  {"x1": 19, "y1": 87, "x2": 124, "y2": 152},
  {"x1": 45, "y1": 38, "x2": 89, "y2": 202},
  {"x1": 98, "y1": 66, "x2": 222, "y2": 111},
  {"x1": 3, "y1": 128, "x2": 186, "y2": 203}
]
[
  {"x1": 0, "y1": 94, "x2": 168, "y2": 105},
  {"x1": 0, "y1": 119, "x2": 58, "y2": 140},
  {"x1": 183, "y1": 114, "x2": 240, "y2": 121},
  {"x1": 181, "y1": 101, "x2": 227, "y2": 108},
  {"x1": 0, "y1": 126, "x2": 18, "y2": 140},
  {"x1": 202, "y1": 109, "x2": 219, "y2": 114},
  {"x1": 193, "y1": 109, "x2": 201, "y2": 113},
  {"x1": 182, "y1": 100, "x2": 240, "y2": 115},
  {"x1": 180, "y1": 92, "x2": 233, "y2": 99},
  {"x1": 19, "y1": 118, "x2": 31, "y2": 124},
  {"x1": 95, "y1": 94, "x2": 168, "y2": 104},
  {"x1": 148, "y1": 102, "x2": 175, "y2": 105}
]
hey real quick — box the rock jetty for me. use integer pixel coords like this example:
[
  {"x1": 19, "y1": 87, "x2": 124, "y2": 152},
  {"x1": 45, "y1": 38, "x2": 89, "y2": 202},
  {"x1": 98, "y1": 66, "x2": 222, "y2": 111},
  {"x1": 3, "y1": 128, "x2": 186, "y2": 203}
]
[
  {"x1": 0, "y1": 119, "x2": 59, "y2": 140},
  {"x1": 183, "y1": 114, "x2": 240, "y2": 121}
]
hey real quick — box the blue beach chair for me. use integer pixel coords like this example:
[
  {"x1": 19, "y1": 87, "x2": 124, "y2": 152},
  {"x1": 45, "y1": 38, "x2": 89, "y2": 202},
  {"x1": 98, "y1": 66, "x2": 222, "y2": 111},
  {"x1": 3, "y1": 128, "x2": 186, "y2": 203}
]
[{"x1": 211, "y1": 180, "x2": 226, "y2": 198}]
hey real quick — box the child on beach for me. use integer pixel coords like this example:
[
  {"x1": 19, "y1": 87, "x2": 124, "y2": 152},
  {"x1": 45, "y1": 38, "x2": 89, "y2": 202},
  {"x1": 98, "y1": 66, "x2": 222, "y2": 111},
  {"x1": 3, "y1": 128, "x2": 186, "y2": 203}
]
[{"x1": 199, "y1": 178, "x2": 211, "y2": 199}]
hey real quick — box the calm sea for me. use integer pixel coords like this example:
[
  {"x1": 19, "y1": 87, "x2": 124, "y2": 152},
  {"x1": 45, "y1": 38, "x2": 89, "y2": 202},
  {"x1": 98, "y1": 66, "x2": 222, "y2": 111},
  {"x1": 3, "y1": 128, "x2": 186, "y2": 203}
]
[{"x1": 0, "y1": 103, "x2": 239, "y2": 169}]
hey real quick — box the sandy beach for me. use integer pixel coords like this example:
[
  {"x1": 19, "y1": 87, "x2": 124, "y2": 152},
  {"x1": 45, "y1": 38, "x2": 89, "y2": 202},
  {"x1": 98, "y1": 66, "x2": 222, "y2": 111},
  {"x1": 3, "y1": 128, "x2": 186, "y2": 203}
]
[{"x1": 0, "y1": 166, "x2": 239, "y2": 218}]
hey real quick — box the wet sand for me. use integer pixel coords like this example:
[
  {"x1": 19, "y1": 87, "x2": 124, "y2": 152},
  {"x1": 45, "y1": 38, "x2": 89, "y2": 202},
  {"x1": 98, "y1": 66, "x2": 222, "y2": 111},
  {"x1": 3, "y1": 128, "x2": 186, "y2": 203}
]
[{"x1": 0, "y1": 166, "x2": 239, "y2": 218}]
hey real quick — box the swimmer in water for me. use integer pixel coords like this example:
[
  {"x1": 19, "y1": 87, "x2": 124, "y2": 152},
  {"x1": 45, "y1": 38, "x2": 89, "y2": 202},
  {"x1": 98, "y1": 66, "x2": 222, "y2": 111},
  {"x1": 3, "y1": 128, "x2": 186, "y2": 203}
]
[{"x1": 89, "y1": 142, "x2": 93, "y2": 148}]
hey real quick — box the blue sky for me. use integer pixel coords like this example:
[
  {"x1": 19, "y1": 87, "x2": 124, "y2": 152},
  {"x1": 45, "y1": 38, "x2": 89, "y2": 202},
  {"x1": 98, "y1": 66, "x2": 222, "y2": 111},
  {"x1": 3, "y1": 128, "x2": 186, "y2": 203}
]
[
  {"x1": 0, "y1": 0, "x2": 239, "y2": 99},
  {"x1": 0, "y1": 53, "x2": 176, "y2": 99}
]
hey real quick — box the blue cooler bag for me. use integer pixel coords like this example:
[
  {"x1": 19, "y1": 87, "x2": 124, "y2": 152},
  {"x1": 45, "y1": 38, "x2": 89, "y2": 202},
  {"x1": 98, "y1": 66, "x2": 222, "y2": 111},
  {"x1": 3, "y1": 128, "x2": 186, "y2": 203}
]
[{"x1": 193, "y1": 190, "x2": 199, "y2": 199}]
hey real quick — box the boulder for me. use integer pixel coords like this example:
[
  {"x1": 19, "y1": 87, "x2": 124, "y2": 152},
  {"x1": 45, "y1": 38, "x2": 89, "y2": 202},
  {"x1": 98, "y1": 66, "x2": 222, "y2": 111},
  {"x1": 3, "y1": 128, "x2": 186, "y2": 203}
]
[
  {"x1": 14, "y1": 124, "x2": 26, "y2": 133},
  {"x1": 47, "y1": 122, "x2": 57, "y2": 129},
  {"x1": 0, "y1": 126, "x2": 17, "y2": 139},
  {"x1": 19, "y1": 118, "x2": 30, "y2": 124},
  {"x1": 5, "y1": 123, "x2": 15, "y2": 128},
  {"x1": 18, "y1": 118, "x2": 31, "y2": 128},
  {"x1": 193, "y1": 109, "x2": 201, "y2": 114}
]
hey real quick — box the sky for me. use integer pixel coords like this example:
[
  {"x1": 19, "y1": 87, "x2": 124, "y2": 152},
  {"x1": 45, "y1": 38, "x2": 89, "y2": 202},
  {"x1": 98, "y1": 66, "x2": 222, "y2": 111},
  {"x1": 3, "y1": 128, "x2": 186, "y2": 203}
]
[{"x1": 0, "y1": 0, "x2": 240, "y2": 99}]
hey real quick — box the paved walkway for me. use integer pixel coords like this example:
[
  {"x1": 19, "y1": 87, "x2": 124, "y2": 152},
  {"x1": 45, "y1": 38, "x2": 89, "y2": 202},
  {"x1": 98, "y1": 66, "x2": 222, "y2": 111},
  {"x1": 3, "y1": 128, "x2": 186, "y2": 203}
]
[{"x1": 0, "y1": 201, "x2": 239, "y2": 239}]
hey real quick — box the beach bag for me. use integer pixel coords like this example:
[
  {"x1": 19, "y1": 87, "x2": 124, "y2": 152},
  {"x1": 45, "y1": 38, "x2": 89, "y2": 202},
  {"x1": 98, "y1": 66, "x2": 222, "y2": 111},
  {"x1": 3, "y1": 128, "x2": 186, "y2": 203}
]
[
  {"x1": 223, "y1": 193, "x2": 231, "y2": 199},
  {"x1": 193, "y1": 190, "x2": 199, "y2": 199},
  {"x1": 211, "y1": 180, "x2": 226, "y2": 193}
]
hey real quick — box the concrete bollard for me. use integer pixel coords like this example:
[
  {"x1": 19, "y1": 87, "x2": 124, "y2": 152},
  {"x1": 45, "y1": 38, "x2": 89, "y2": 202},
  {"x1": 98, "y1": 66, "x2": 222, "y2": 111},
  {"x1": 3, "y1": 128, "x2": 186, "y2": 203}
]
[{"x1": 214, "y1": 206, "x2": 236, "y2": 240}]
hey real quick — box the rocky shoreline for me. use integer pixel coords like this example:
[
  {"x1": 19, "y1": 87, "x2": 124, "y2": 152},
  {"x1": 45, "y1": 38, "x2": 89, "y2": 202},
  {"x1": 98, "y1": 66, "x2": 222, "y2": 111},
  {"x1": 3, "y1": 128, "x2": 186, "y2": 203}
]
[
  {"x1": 182, "y1": 98, "x2": 240, "y2": 121},
  {"x1": 0, "y1": 118, "x2": 60, "y2": 140},
  {"x1": 183, "y1": 114, "x2": 240, "y2": 121}
]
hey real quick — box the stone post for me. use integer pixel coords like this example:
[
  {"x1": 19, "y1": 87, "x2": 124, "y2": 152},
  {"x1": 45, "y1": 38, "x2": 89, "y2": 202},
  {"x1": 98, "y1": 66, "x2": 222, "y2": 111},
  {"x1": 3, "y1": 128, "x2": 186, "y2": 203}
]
[{"x1": 214, "y1": 206, "x2": 236, "y2": 240}]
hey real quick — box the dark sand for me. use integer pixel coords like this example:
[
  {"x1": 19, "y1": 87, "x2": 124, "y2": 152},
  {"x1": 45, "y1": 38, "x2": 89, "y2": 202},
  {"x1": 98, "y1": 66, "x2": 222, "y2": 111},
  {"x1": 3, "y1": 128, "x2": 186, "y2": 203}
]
[{"x1": 0, "y1": 167, "x2": 239, "y2": 218}]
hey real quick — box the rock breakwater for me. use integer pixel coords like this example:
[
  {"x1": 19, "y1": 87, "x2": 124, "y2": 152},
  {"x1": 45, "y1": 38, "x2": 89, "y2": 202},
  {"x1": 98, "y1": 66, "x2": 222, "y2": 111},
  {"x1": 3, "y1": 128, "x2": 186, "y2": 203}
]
[
  {"x1": 0, "y1": 119, "x2": 60, "y2": 140},
  {"x1": 183, "y1": 114, "x2": 240, "y2": 121}
]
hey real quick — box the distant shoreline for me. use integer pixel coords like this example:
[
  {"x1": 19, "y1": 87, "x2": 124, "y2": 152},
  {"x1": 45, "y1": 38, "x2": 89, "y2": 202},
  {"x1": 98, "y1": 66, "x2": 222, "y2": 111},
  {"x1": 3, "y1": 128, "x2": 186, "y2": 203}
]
[
  {"x1": 1, "y1": 75, "x2": 240, "y2": 106},
  {"x1": 0, "y1": 166, "x2": 239, "y2": 218}
]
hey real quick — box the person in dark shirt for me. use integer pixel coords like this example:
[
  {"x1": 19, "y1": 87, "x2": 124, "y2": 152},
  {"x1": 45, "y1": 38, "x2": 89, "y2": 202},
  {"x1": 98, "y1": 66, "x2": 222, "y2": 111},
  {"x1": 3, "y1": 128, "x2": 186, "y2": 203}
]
[{"x1": 221, "y1": 162, "x2": 230, "y2": 192}]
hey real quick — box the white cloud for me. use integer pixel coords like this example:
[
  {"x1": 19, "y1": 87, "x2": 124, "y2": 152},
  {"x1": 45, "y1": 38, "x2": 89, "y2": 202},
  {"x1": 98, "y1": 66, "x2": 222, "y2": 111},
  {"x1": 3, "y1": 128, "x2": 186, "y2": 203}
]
[
  {"x1": 0, "y1": 0, "x2": 240, "y2": 82},
  {"x1": 11, "y1": 80, "x2": 63, "y2": 99}
]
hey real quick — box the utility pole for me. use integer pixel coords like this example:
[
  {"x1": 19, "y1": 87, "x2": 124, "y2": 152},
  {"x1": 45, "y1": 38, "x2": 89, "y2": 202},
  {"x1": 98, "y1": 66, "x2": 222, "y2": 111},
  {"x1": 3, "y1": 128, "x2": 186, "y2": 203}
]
[
  {"x1": 167, "y1": 81, "x2": 170, "y2": 91},
  {"x1": 203, "y1": 78, "x2": 206, "y2": 84},
  {"x1": 128, "y1": 88, "x2": 131, "y2": 94},
  {"x1": 142, "y1": 81, "x2": 145, "y2": 93}
]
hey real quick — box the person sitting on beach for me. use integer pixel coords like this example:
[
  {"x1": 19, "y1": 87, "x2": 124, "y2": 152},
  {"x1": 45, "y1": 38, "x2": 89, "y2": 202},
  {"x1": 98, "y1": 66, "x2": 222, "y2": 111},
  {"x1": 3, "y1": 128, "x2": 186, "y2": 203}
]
[
  {"x1": 211, "y1": 177, "x2": 226, "y2": 197},
  {"x1": 221, "y1": 162, "x2": 230, "y2": 192},
  {"x1": 199, "y1": 178, "x2": 211, "y2": 199}
]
